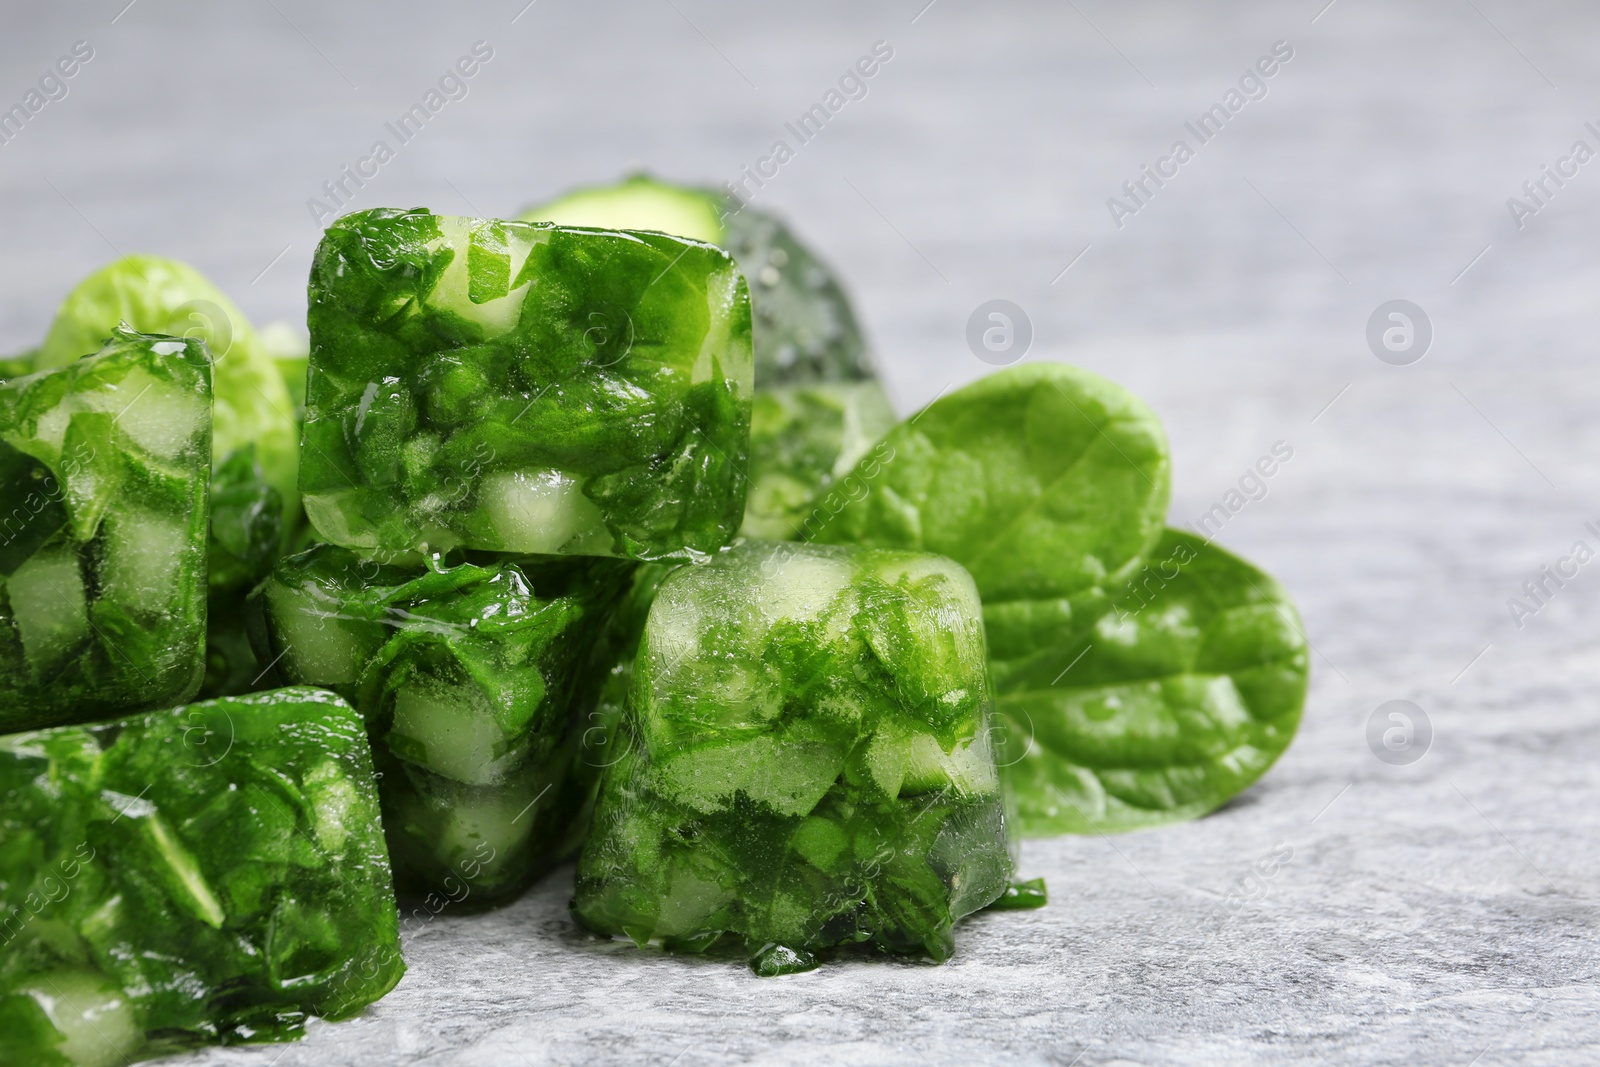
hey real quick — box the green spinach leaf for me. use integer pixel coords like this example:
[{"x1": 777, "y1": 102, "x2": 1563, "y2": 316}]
[
  {"x1": 996, "y1": 528, "x2": 1308, "y2": 833},
  {"x1": 806, "y1": 362, "x2": 1172, "y2": 651}
]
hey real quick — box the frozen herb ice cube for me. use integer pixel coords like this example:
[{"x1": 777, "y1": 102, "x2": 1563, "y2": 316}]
[
  {"x1": 300, "y1": 208, "x2": 753, "y2": 561},
  {"x1": 0, "y1": 687, "x2": 403, "y2": 1063},
  {"x1": 27, "y1": 256, "x2": 311, "y2": 702},
  {"x1": 572, "y1": 540, "x2": 1012, "y2": 973},
  {"x1": 254, "y1": 544, "x2": 631, "y2": 903},
  {"x1": 0, "y1": 327, "x2": 210, "y2": 732}
]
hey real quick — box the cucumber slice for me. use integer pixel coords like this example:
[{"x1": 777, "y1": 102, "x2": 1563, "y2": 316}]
[
  {"x1": 901, "y1": 731, "x2": 1000, "y2": 797},
  {"x1": 20, "y1": 969, "x2": 143, "y2": 1067},
  {"x1": 751, "y1": 548, "x2": 854, "y2": 624},
  {"x1": 652, "y1": 735, "x2": 845, "y2": 817},
  {"x1": 263, "y1": 581, "x2": 365, "y2": 687},
  {"x1": 6, "y1": 547, "x2": 88, "y2": 673},
  {"x1": 29, "y1": 362, "x2": 204, "y2": 464},
  {"x1": 428, "y1": 785, "x2": 538, "y2": 886},
  {"x1": 655, "y1": 864, "x2": 735, "y2": 937},
  {"x1": 478, "y1": 468, "x2": 608, "y2": 554},
  {"x1": 387, "y1": 679, "x2": 522, "y2": 785},
  {"x1": 426, "y1": 218, "x2": 542, "y2": 338},
  {"x1": 525, "y1": 175, "x2": 725, "y2": 245},
  {"x1": 80, "y1": 364, "x2": 206, "y2": 461},
  {"x1": 99, "y1": 509, "x2": 184, "y2": 612}
]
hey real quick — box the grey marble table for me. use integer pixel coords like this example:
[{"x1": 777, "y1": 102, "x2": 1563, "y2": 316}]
[{"x1": 2, "y1": 1, "x2": 1597, "y2": 1064}]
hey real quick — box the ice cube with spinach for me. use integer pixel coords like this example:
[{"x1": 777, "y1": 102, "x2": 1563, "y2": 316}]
[
  {"x1": 300, "y1": 207, "x2": 753, "y2": 561},
  {"x1": 0, "y1": 327, "x2": 211, "y2": 733},
  {"x1": 740, "y1": 380, "x2": 897, "y2": 540},
  {"x1": 807, "y1": 362, "x2": 1310, "y2": 834},
  {"x1": 522, "y1": 174, "x2": 876, "y2": 386},
  {"x1": 254, "y1": 544, "x2": 631, "y2": 903},
  {"x1": 36, "y1": 255, "x2": 300, "y2": 593},
  {"x1": 572, "y1": 540, "x2": 1012, "y2": 975},
  {"x1": 0, "y1": 687, "x2": 404, "y2": 1065}
]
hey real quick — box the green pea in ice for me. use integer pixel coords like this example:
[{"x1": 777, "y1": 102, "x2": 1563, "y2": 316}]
[
  {"x1": 0, "y1": 328, "x2": 210, "y2": 732},
  {"x1": 255, "y1": 544, "x2": 630, "y2": 903},
  {"x1": 300, "y1": 208, "x2": 753, "y2": 561},
  {"x1": 573, "y1": 540, "x2": 1011, "y2": 975},
  {"x1": 0, "y1": 688, "x2": 403, "y2": 1065}
]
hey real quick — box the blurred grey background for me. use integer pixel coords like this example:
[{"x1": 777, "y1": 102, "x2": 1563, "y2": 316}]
[{"x1": 2, "y1": 2, "x2": 1597, "y2": 1065}]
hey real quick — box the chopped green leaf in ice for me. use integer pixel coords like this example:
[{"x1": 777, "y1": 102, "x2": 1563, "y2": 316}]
[
  {"x1": 0, "y1": 327, "x2": 210, "y2": 732},
  {"x1": 523, "y1": 174, "x2": 876, "y2": 385},
  {"x1": 254, "y1": 544, "x2": 631, "y2": 902},
  {"x1": 301, "y1": 207, "x2": 753, "y2": 561},
  {"x1": 741, "y1": 380, "x2": 896, "y2": 539},
  {"x1": 573, "y1": 541, "x2": 1012, "y2": 973},
  {"x1": 567, "y1": 559, "x2": 682, "y2": 824},
  {"x1": 0, "y1": 687, "x2": 404, "y2": 1064}
]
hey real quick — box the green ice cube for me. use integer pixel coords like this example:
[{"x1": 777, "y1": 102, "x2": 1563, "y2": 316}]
[
  {"x1": 255, "y1": 544, "x2": 631, "y2": 902},
  {"x1": 0, "y1": 328, "x2": 210, "y2": 732},
  {"x1": 31, "y1": 258, "x2": 306, "y2": 702},
  {"x1": 300, "y1": 207, "x2": 753, "y2": 561},
  {"x1": 573, "y1": 541, "x2": 1012, "y2": 973},
  {"x1": 0, "y1": 688, "x2": 403, "y2": 1062}
]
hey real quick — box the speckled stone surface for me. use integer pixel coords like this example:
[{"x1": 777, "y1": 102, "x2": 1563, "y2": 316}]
[{"x1": 1, "y1": 1, "x2": 1597, "y2": 1064}]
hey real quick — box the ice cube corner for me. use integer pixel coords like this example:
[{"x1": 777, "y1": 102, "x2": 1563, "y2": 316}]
[
  {"x1": 0, "y1": 687, "x2": 404, "y2": 1063},
  {"x1": 573, "y1": 540, "x2": 1012, "y2": 974}
]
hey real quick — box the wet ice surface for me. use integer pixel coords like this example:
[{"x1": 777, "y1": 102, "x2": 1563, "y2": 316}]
[{"x1": 3, "y1": 0, "x2": 1597, "y2": 1063}]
